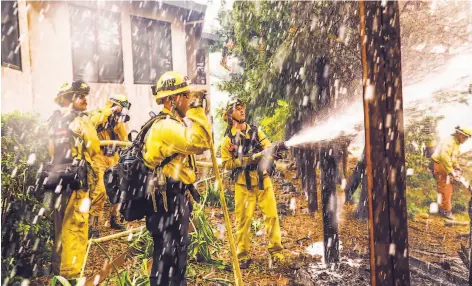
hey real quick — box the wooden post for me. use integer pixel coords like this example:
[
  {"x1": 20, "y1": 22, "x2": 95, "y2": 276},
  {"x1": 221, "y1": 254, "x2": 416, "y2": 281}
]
[{"x1": 360, "y1": 1, "x2": 410, "y2": 285}]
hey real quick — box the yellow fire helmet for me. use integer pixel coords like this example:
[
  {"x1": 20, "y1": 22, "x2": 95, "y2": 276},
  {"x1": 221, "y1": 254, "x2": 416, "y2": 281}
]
[
  {"x1": 456, "y1": 126, "x2": 472, "y2": 138},
  {"x1": 54, "y1": 80, "x2": 90, "y2": 106},
  {"x1": 151, "y1": 71, "x2": 190, "y2": 100},
  {"x1": 107, "y1": 94, "x2": 131, "y2": 109},
  {"x1": 222, "y1": 96, "x2": 246, "y2": 123}
]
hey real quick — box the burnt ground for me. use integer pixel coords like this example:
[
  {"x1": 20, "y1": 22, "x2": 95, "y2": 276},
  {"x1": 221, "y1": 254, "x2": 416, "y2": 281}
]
[{"x1": 33, "y1": 164, "x2": 469, "y2": 285}]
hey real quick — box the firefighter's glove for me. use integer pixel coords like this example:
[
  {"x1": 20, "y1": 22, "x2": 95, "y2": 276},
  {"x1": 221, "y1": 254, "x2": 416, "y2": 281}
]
[
  {"x1": 111, "y1": 105, "x2": 123, "y2": 114},
  {"x1": 242, "y1": 155, "x2": 261, "y2": 167},
  {"x1": 272, "y1": 152, "x2": 283, "y2": 160},
  {"x1": 273, "y1": 141, "x2": 288, "y2": 152},
  {"x1": 189, "y1": 90, "x2": 207, "y2": 109},
  {"x1": 187, "y1": 184, "x2": 201, "y2": 203},
  {"x1": 271, "y1": 141, "x2": 288, "y2": 160}
]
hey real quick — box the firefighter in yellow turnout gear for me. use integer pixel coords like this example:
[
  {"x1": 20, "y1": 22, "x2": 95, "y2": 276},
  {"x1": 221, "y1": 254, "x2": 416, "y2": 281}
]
[
  {"x1": 143, "y1": 71, "x2": 212, "y2": 285},
  {"x1": 48, "y1": 80, "x2": 100, "y2": 280},
  {"x1": 431, "y1": 126, "x2": 471, "y2": 219},
  {"x1": 221, "y1": 97, "x2": 284, "y2": 269},
  {"x1": 89, "y1": 94, "x2": 130, "y2": 236}
]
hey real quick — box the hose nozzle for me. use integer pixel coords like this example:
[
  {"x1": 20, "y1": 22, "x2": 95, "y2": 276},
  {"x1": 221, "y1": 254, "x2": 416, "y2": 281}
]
[{"x1": 273, "y1": 141, "x2": 289, "y2": 152}]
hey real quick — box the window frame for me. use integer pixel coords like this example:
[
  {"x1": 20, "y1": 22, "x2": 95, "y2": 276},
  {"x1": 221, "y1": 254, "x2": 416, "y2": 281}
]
[
  {"x1": 69, "y1": 4, "x2": 124, "y2": 83},
  {"x1": 130, "y1": 15, "x2": 173, "y2": 85},
  {"x1": 1, "y1": 0, "x2": 22, "y2": 71}
]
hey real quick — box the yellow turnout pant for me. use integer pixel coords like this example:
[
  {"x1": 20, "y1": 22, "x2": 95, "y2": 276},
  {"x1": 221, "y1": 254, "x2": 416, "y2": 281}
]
[
  {"x1": 52, "y1": 170, "x2": 96, "y2": 278},
  {"x1": 234, "y1": 176, "x2": 283, "y2": 260},
  {"x1": 90, "y1": 153, "x2": 119, "y2": 217}
]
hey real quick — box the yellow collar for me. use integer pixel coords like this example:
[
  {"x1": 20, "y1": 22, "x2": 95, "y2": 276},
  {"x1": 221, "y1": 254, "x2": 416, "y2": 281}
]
[
  {"x1": 453, "y1": 136, "x2": 460, "y2": 145},
  {"x1": 161, "y1": 107, "x2": 182, "y2": 122},
  {"x1": 231, "y1": 124, "x2": 251, "y2": 136}
]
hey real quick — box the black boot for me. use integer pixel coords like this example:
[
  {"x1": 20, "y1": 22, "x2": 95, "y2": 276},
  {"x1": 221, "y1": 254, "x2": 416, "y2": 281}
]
[
  {"x1": 88, "y1": 215, "x2": 100, "y2": 238},
  {"x1": 239, "y1": 258, "x2": 253, "y2": 269},
  {"x1": 88, "y1": 225, "x2": 100, "y2": 238},
  {"x1": 110, "y1": 215, "x2": 125, "y2": 230}
]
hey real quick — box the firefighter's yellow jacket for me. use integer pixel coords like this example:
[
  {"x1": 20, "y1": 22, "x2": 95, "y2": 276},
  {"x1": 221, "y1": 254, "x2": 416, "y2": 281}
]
[
  {"x1": 89, "y1": 107, "x2": 128, "y2": 142},
  {"x1": 142, "y1": 107, "x2": 212, "y2": 184},
  {"x1": 431, "y1": 135, "x2": 461, "y2": 174},
  {"x1": 221, "y1": 125, "x2": 271, "y2": 186},
  {"x1": 48, "y1": 109, "x2": 100, "y2": 163},
  {"x1": 88, "y1": 107, "x2": 128, "y2": 216}
]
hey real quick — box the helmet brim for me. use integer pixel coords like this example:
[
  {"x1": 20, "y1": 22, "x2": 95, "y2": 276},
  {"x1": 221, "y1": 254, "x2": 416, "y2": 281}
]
[
  {"x1": 54, "y1": 91, "x2": 88, "y2": 106},
  {"x1": 457, "y1": 130, "x2": 472, "y2": 138},
  {"x1": 155, "y1": 86, "x2": 190, "y2": 100}
]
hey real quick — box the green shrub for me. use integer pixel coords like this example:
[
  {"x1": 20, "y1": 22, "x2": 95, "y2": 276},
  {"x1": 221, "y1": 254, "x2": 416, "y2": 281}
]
[
  {"x1": 1, "y1": 111, "x2": 53, "y2": 283},
  {"x1": 189, "y1": 190, "x2": 220, "y2": 263},
  {"x1": 205, "y1": 186, "x2": 235, "y2": 211}
]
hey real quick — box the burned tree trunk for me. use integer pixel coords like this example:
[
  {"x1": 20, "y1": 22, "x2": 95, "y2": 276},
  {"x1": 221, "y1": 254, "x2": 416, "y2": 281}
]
[
  {"x1": 360, "y1": 1, "x2": 410, "y2": 285},
  {"x1": 356, "y1": 178, "x2": 369, "y2": 220},
  {"x1": 304, "y1": 150, "x2": 317, "y2": 212},
  {"x1": 320, "y1": 147, "x2": 339, "y2": 264},
  {"x1": 298, "y1": 102, "x2": 318, "y2": 213}
]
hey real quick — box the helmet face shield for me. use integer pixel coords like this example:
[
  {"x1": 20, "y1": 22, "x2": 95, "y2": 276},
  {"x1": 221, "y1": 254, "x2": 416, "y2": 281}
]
[{"x1": 112, "y1": 100, "x2": 131, "y2": 109}]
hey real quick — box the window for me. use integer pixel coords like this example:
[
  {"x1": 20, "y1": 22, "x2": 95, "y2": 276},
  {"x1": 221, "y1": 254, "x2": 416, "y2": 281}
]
[
  {"x1": 131, "y1": 16, "x2": 172, "y2": 84},
  {"x1": 195, "y1": 49, "x2": 206, "y2": 85},
  {"x1": 69, "y1": 5, "x2": 123, "y2": 83},
  {"x1": 1, "y1": 1, "x2": 22, "y2": 69}
]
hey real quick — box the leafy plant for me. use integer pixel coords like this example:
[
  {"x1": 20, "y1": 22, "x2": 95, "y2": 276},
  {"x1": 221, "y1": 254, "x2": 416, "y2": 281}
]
[
  {"x1": 251, "y1": 218, "x2": 263, "y2": 235},
  {"x1": 189, "y1": 192, "x2": 219, "y2": 263},
  {"x1": 110, "y1": 259, "x2": 150, "y2": 286},
  {"x1": 217, "y1": 1, "x2": 362, "y2": 126},
  {"x1": 259, "y1": 100, "x2": 291, "y2": 142},
  {"x1": 51, "y1": 275, "x2": 72, "y2": 286},
  {"x1": 205, "y1": 186, "x2": 234, "y2": 211},
  {"x1": 1, "y1": 112, "x2": 52, "y2": 282}
]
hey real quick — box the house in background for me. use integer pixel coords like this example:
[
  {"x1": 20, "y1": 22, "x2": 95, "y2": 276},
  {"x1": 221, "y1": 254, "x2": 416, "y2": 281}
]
[{"x1": 1, "y1": 1, "x2": 214, "y2": 130}]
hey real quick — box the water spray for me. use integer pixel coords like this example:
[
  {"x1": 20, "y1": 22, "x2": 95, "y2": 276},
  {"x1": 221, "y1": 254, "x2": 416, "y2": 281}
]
[{"x1": 249, "y1": 141, "x2": 289, "y2": 160}]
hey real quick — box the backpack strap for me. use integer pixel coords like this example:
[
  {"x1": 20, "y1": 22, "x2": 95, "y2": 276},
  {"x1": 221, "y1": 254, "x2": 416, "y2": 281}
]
[
  {"x1": 139, "y1": 112, "x2": 180, "y2": 169},
  {"x1": 228, "y1": 124, "x2": 269, "y2": 190},
  {"x1": 49, "y1": 110, "x2": 85, "y2": 164},
  {"x1": 156, "y1": 153, "x2": 179, "y2": 169}
]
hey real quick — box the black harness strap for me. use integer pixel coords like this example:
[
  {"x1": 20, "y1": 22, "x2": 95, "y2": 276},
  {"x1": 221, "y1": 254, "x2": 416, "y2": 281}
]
[{"x1": 228, "y1": 125, "x2": 265, "y2": 190}]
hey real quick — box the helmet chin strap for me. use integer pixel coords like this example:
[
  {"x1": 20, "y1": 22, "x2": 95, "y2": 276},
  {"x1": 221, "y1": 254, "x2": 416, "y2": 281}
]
[
  {"x1": 233, "y1": 118, "x2": 246, "y2": 124},
  {"x1": 227, "y1": 107, "x2": 246, "y2": 125},
  {"x1": 171, "y1": 98, "x2": 186, "y2": 119}
]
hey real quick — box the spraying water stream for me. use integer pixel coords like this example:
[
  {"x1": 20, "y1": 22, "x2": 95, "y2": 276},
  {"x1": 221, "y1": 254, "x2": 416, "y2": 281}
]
[{"x1": 285, "y1": 53, "x2": 472, "y2": 151}]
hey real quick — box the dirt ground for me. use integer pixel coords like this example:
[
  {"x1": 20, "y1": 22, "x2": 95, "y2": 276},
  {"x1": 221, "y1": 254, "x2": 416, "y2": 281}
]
[{"x1": 34, "y1": 164, "x2": 469, "y2": 285}]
